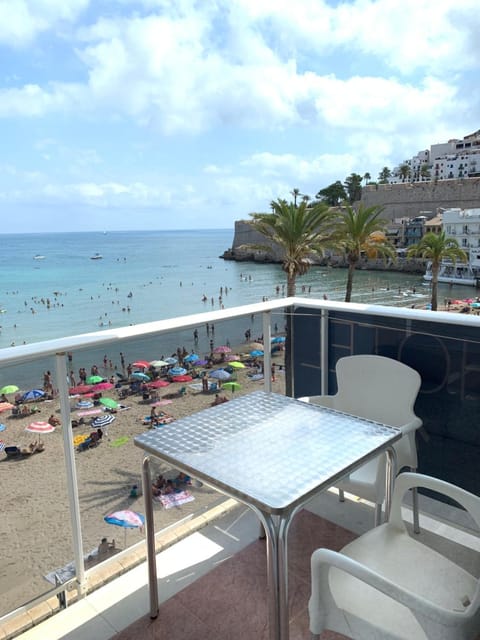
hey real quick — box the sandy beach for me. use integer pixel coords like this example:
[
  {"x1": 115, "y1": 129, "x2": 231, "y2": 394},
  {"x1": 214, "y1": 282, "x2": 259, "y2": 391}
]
[{"x1": 0, "y1": 343, "x2": 285, "y2": 616}]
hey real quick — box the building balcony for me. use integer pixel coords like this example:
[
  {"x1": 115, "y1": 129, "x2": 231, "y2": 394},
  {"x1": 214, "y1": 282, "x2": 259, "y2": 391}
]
[{"x1": 0, "y1": 299, "x2": 479, "y2": 640}]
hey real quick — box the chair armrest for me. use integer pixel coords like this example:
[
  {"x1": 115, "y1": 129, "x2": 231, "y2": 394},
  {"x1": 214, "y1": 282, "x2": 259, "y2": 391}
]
[
  {"x1": 310, "y1": 548, "x2": 476, "y2": 627},
  {"x1": 400, "y1": 416, "x2": 423, "y2": 435},
  {"x1": 390, "y1": 472, "x2": 480, "y2": 531}
]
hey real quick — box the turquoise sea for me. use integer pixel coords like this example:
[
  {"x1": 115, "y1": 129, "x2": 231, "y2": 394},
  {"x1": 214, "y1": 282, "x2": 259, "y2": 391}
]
[{"x1": 0, "y1": 229, "x2": 476, "y2": 388}]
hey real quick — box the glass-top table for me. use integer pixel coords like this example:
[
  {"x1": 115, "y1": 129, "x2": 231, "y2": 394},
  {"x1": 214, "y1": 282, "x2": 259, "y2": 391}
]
[{"x1": 134, "y1": 390, "x2": 401, "y2": 640}]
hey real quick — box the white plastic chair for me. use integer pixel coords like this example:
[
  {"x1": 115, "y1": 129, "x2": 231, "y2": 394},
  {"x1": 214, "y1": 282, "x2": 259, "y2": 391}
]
[
  {"x1": 309, "y1": 472, "x2": 480, "y2": 640},
  {"x1": 300, "y1": 355, "x2": 422, "y2": 530}
]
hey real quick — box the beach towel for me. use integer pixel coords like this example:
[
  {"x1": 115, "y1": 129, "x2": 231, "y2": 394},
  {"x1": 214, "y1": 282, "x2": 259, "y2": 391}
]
[
  {"x1": 110, "y1": 435, "x2": 129, "y2": 447},
  {"x1": 155, "y1": 490, "x2": 195, "y2": 509}
]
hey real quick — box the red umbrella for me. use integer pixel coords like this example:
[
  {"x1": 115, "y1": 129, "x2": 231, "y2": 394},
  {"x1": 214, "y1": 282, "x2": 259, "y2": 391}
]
[
  {"x1": 0, "y1": 402, "x2": 14, "y2": 412},
  {"x1": 70, "y1": 384, "x2": 93, "y2": 395},
  {"x1": 93, "y1": 382, "x2": 114, "y2": 391},
  {"x1": 147, "y1": 379, "x2": 170, "y2": 388},
  {"x1": 133, "y1": 360, "x2": 150, "y2": 369},
  {"x1": 171, "y1": 375, "x2": 193, "y2": 382}
]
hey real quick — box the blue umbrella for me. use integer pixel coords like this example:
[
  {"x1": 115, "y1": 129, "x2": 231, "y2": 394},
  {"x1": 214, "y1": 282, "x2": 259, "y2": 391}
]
[
  {"x1": 169, "y1": 366, "x2": 187, "y2": 376},
  {"x1": 271, "y1": 336, "x2": 286, "y2": 343},
  {"x1": 209, "y1": 369, "x2": 231, "y2": 380},
  {"x1": 164, "y1": 357, "x2": 178, "y2": 365},
  {"x1": 250, "y1": 350, "x2": 264, "y2": 357},
  {"x1": 21, "y1": 389, "x2": 45, "y2": 402},
  {"x1": 0, "y1": 424, "x2": 5, "y2": 432},
  {"x1": 184, "y1": 353, "x2": 199, "y2": 362},
  {"x1": 131, "y1": 371, "x2": 150, "y2": 381},
  {"x1": 76, "y1": 399, "x2": 93, "y2": 409}
]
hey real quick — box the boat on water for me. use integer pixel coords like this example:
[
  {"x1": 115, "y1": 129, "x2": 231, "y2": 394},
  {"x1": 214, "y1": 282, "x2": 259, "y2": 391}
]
[
  {"x1": 90, "y1": 253, "x2": 103, "y2": 260},
  {"x1": 423, "y1": 260, "x2": 480, "y2": 287},
  {"x1": 33, "y1": 255, "x2": 45, "y2": 260}
]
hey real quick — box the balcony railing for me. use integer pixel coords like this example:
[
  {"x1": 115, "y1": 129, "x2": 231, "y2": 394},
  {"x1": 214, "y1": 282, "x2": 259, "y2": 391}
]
[{"x1": 0, "y1": 298, "x2": 479, "y2": 634}]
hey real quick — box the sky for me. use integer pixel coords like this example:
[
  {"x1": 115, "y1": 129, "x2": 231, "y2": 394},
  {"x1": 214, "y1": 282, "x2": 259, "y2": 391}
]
[{"x1": 1, "y1": 0, "x2": 480, "y2": 233}]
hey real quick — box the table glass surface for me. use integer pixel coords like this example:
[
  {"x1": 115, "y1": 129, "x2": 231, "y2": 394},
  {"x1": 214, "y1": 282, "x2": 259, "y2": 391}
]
[{"x1": 134, "y1": 391, "x2": 400, "y2": 513}]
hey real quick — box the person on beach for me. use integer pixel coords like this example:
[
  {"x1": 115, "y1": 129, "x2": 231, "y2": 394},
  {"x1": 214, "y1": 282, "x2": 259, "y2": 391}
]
[{"x1": 98, "y1": 537, "x2": 115, "y2": 555}]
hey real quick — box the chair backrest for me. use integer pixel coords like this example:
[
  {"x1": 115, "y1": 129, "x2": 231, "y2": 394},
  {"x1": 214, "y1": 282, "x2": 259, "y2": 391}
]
[{"x1": 329, "y1": 355, "x2": 421, "y2": 428}]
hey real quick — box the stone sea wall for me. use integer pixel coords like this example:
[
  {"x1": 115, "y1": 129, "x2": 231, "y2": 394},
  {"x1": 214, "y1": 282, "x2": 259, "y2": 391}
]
[
  {"x1": 361, "y1": 178, "x2": 480, "y2": 220},
  {"x1": 221, "y1": 220, "x2": 423, "y2": 272}
]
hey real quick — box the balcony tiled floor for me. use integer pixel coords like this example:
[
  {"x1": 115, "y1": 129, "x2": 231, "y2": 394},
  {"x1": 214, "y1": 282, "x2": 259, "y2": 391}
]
[{"x1": 18, "y1": 490, "x2": 480, "y2": 640}]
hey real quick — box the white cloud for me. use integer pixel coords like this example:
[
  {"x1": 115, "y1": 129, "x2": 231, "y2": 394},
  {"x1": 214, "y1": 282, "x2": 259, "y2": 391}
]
[{"x1": 0, "y1": 0, "x2": 89, "y2": 46}]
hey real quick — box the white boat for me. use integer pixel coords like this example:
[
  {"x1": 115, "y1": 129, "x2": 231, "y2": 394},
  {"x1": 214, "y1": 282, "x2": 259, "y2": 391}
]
[
  {"x1": 33, "y1": 255, "x2": 45, "y2": 260},
  {"x1": 423, "y1": 260, "x2": 480, "y2": 287},
  {"x1": 90, "y1": 253, "x2": 103, "y2": 260}
]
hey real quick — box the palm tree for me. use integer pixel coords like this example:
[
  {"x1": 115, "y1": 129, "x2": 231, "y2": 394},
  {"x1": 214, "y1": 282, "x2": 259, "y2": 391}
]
[
  {"x1": 363, "y1": 172, "x2": 371, "y2": 186},
  {"x1": 250, "y1": 199, "x2": 333, "y2": 297},
  {"x1": 250, "y1": 199, "x2": 334, "y2": 395},
  {"x1": 399, "y1": 163, "x2": 411, "y2": 182},
  {"x1": 378, "y1": 167, "x2": 391, "y2": 184},
  {"x1": 407, "y1": 232, "x2": 467, "y2": 311},
  {"x1": 332, "y1": 204, "x2": 396, "y2": 302},
  {"x1": 291, "y1": 188, "x2": 301, "y2": 207}
]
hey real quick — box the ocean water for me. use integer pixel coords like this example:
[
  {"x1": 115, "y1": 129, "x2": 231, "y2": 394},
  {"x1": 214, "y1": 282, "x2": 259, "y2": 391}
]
[{"x1": 0, "y1": 229, "x2": 476, "y2": 388}]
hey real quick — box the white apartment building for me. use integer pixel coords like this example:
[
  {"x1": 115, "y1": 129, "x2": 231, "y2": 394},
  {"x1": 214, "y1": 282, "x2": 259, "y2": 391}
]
[
  {"x1": 390, "y1": 129, "x2": 480, "y2": 183},
  {"x1": 443, "y1": 207, "x2": 480, "y2": 269}
]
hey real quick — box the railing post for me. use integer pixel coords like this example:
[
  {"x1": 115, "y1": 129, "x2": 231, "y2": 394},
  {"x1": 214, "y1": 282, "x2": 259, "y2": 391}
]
[
  {"x1": 262, "y1": 311, "x2": 272, "y2": 393},
  {"x1": 55, "y1": 352, "x2": 86, "y2": 598},
  {"x1": 320, "y1": 308, "x2": 329, "y2": 395}
]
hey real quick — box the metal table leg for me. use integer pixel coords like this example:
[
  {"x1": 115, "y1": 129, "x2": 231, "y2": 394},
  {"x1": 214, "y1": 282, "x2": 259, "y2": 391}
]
[{"x1": 142, "y1": 455, "x2": 159, "y2": 618}]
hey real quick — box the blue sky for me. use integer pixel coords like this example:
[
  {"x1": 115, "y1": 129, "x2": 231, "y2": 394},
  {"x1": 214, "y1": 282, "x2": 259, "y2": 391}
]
[{"x1": 1, "y1": 0, "x2": 479, "y2": 233}]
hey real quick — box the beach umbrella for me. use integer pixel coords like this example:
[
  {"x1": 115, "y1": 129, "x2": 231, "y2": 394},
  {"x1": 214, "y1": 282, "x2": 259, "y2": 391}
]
[
  {"x1": 132, "y1": 360, "x2": 150, "y2": 369},
  {"x1": 92, "y1": 414, "x2": 116, "y2": 429},
  {"x1": 213, "y1": 345, "x2": 232, "y2": 354},
  {"x1": 169, "y1": 366, "x2": 187, "y2": 376},
  {"x1": 93, "y1": 381, "x2": 114, "y2": 391},
  {"x1": 0, "y1": 402, "x2": 14, "y2": 412},
  {"x1": 184, "y1": 353, "x2": 199, "y2": 363},
  {"x1": 228, "y1": 361, "x2": 246, "y2": 369},
  {"x1": 0, "y1": 424, "x2": 6, "y2": 432},
  {"x1": 249, "y1": 342, "x2": 264, "y2": 350},
  {"x1": 70, "y1": 384, "x2": 93, "y2": 395},
  {"x1": 222, "y1": 382, "x2": 241, "y2": 393},
  {"x1": 76, "y1": 399, "x2": 94, "y2": 409},
  {"x1": 164, "y1": 357, "x2": 178, "y2": 365},
  {"x1": 147, "y1": 379, "x2": 170, "y2": 388},
  {"x1": 25, "y1": 421, "x2": 55, "y2": 443},
  {"x1": 150, "y1": 360, "x2": 169, "y2": 368},
  {"x1": 171, "y1": 375, "x2": 193, "y2": 382},
  {"x1": 20, "y1": 389, "x2": 45, "y2": 402},
  {"x1": 271, "y1": 336, "x2": 286, "y2": 343},
  {"x1": 195, "y1": 359, "x2": 208, "y2": 366},
  {"x1": 209, "y1": 369, "x2": 231, "y2": 380},
  {"x1": 250, "y1": 350, "x2": 264, "y2": 357},
  {"x1": 104, "y1": 509, "x2": 145, "y2": 548},
  {"x1": 99, "y1": 397, "x2": 118, "y2": 410},
  {"x1": 131, "y1": 371, "x2": 150, "y2": 381},
  {"x1": 86, "y1": 375, "x2": 104, "y2": 385},
  {"x1": 0, "y1": 385, "x2": 19, "y2": 395}
]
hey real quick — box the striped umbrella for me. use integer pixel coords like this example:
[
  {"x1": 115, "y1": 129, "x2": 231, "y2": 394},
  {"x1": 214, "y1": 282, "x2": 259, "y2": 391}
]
[
  {"x1": 0, "y1": 440, "x2": 5, "y2": 452},
  {"x1": 92, "y1": 414, "x2": 116, "y2": 429},
  {"x1": 25, "y1": 421, "x2": 55, "y2": 443}
]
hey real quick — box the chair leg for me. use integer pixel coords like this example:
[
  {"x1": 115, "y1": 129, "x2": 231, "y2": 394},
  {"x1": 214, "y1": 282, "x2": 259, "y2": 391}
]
[
  {"x1": 338, "y1": 489, "x2": 345, "y2": 503},
  {"x1": 374, "y1": 502, "x2": 382, "y2": 527},
  {"x1": 411, "y1": 467, "x2": 420, "y2": 534}
]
